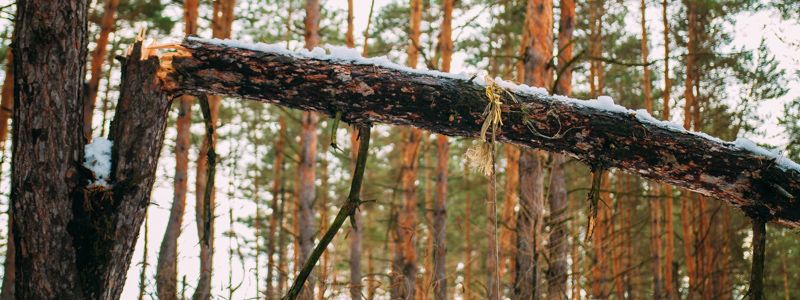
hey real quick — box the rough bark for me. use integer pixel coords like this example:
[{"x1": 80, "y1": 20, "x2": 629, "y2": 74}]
[
  {"x1": 514, "y1": 151, "x2": 544, "y2": 299},
  {"x1": 547, "y1": 155, "x2": 568, "y2": 299},
  {"x1": 392, "y1": 128, "x2": 423, "y2": 299},
  {"x1": 12, "y1": 6, "x2": 170, "y2": 292},
  {"x1": 11, "y1": 1, "x2": 88, "y2": 297},
  {"x1": 164, "y1": 39, "x2": 800, "y2": 227},
  {"x1": 157, "y1": 0, "x2": 198, "y2": 297}
]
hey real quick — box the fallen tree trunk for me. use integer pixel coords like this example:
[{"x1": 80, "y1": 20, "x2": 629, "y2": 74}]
[{"x1": 162, "y1": 37, "x2": 800, "y2": 227}]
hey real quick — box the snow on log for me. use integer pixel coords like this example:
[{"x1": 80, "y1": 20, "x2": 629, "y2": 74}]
[{"x1": 161, "y1": 37, "x2": 800, "y2": 227}]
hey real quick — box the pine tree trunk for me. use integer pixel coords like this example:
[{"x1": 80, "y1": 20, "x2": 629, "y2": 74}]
[
  {"x1": 486, "y1": 152, "x2": 500, "y2": 300},
  {"x1": 662, "y1": 2, "x2": 676, "y2": 287},
  {"x1": 682, "y1": 2, "x2": 699, "y2": 297},
  {"x1": 547, "y1": 155, "x2": 568, "y2": 299},
  {"x1": 642, "y1": 1, "x2": 665, "y2": 298},
  {"x1": 349, "y1": 129, "x2": 363, "y2": 300},
  {"x1": 267, "y1": 116, "x2": 286, "y2": 299},
  {"x1": 546, "y1": 0, "x2": 574, "y2": 297},
  {"x1": 391, "y1": 1, "x2": 423, "y2": 298},
  {"x1": 515, "y1": 151, "x2": 544, "y2": 299},
  {"x1": 11, "y1": 1, "x2": 89, "y2": 297},
  {"x1": 156, "y1": 1, "x2": 197, "y2": 298},
  {"x1": 296, "y1": 1, "x2": 320, "y2": 299},
  {"x1": 82, "y1": 0, "x2": 120, "y2": 141},
  {"x1": 317, "y1": 142, "x2": 330, "y2": 299},
  {"x1": 193, "y1": 2, "x2": 235, "y2": 299},
  {"x1": 432, "y1": 1, "x2": 452, "y2": 298},
  {"x1": 12, "y1": 0, "x2": 171, "y2": 290},
  {"x1": 499, "y1": 146, "x2": 519, "y2": 282}
]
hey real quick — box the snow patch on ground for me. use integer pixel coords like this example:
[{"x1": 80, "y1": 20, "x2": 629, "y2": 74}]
[
  {"x1": 84, "y1": 137, "x2": 113, "y2": 186},
  {"x1": 189, "y1": 37, "x2": 800, "y2": 173}
]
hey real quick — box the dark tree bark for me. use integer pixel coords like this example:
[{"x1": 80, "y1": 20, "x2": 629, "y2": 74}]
[
  {"x1": 164, "y1": 38, "x2": 800, "y2": 228},
  {"x1": 12, "y1": 0, "x2": 171, "y2": 289},
  {"x1": 514, "y1": 151, "x2": 544, "y2": 299},
  {"x1": 11, "y1": 1, "x2": 88, "y2": 298}
]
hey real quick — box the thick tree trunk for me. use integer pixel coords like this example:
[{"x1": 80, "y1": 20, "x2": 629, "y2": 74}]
[
  {"x1": 11, "y1": 1, "x2": 88, "y2": 298},
  {"x1": 547, "y1": 155, "x2": 568, "y2": 299},
  {"x1": 392, "y1": 1, "x2": 423, "y2": 298},
  {"x1": 642, "y1": 1, "x2": 665, "y2": 298},
  {"x1": 157, "y1": 0, "x2": 198, "y2": 298},
  {"x1": 682, "y1": 3, "x2": 699, "y2": 297},
  {"x1": 499, "y1": 146, "x2": 519, "y2": 282},
  {"x1": 165, "y1": 38, "x2": 800, "y2": 227},
  {"x1": 83, "y1": 0, "x2": 120, "y2": 141},
  {"x1": 13, "y1": 0, "x2": 171, "y2": 289},
  {"x1": 393, "y1": 128, "x2": 423, "y2": 299},
  {"x1": 432, "y1": 2, "x2": 452, "y2": 298},
  {"x1": 156, "y1": 96, "x2": 191, "y2": 300},
  {"x1": 297, "y1": 1, "x2": 320, "y2": 299},
  {"x1": 514, "y1": 151, "x2": 544, "y2": 299},
  {"x1": 546, "y1": 0, "x2": 574, "y2": 297}
]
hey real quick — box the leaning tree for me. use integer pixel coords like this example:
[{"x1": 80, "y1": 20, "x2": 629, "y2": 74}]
[{"x1": 9, "y1": 1, "x2": 798, "y2": 299}]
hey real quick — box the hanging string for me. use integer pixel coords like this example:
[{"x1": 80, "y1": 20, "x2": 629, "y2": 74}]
[{"x1": 466, "y1": 75, "x2": 508, "y2": 298}]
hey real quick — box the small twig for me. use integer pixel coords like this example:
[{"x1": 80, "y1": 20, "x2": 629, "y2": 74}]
[{"x1": 283, "y1": 124, "x2": 372, "y2": 299}]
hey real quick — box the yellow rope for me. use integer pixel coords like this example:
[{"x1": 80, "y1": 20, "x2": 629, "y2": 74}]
[{"x1": 466, "y1": 76, "x2": 506, "y2": 176}]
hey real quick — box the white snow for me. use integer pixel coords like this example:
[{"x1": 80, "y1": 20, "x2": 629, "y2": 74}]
[
  {"x1": 188, "y1": 37, "x2": 800, "y2": 173},
  {"x1": 84, "y1": 137, "x2": 113, "y2": 186}
]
